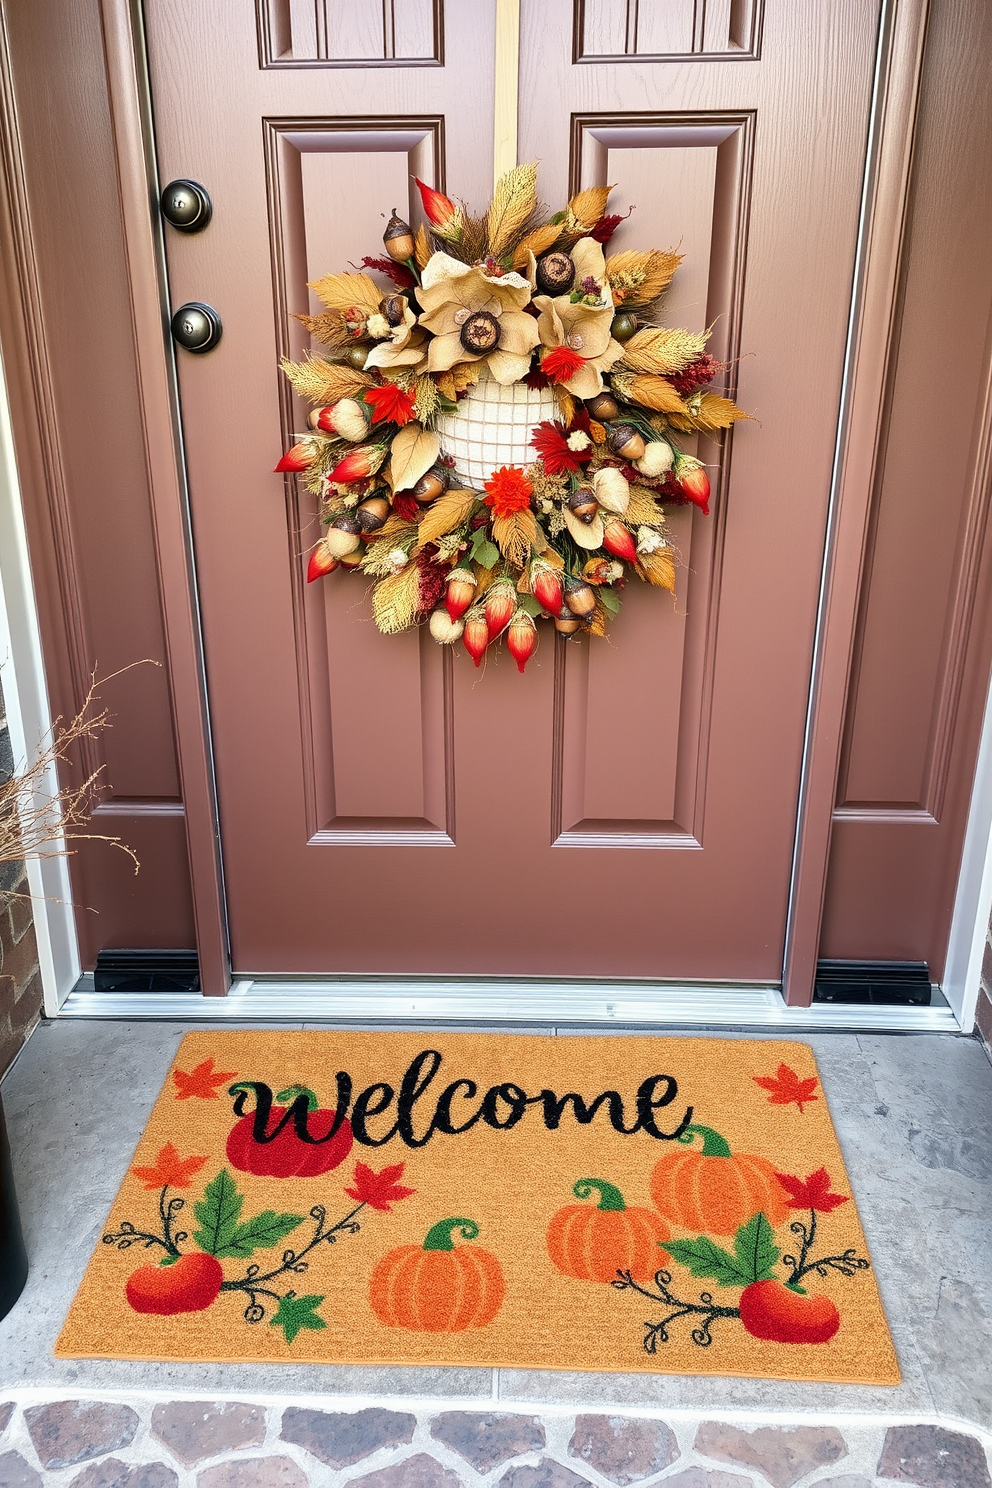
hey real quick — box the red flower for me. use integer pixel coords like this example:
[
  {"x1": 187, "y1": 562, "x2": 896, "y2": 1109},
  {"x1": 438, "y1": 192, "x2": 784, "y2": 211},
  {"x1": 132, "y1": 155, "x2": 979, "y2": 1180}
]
[
  {"x1": 345, "y1": 1161, "x2": 415, "y2": 1212},
  {"x1": 525, "y1": 368, "x2": 551, "y2": 391},
  {"x1": 413, "y1": 177, "x2": 459, "y2": 233},
  {"x1": 364, "y1": 383, "x2": 416, "y2": 427},
  {"x1": 483, "y1": 466, "x2": 533, "y2": 519},
  {"x1": 392, "y1": 492, "x2": 419, "y2": 521},
  {"x1": 775, "y1": 1167, "x2": 849, "y2": 1214},
  {"x1": 542, "y1": 346, "x2": 587, "y2": 385},
  {"x1": 353, "y1": 255, "x2": 415, "y2": 290},
  {"x1": 531, "y1": 421, "x2": 591, "y2": 476},
  {"x1": 590, "y1": 205, "x2": 633, "y2": 244},
  {"x1": 753, "y1": 1063, "x2": 819, "y2": 1113}
]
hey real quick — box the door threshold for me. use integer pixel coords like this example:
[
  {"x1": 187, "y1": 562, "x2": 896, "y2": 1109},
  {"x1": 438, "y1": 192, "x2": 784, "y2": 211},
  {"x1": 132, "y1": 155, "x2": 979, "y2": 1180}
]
[{"x1": 58, "y1": 974, "x2": 962, "y2": 1032}]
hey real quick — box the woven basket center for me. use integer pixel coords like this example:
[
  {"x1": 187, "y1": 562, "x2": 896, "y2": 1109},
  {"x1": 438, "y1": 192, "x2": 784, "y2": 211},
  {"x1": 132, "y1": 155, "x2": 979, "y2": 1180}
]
[{"x1": 435, "y1": 373, "x2": 559, "y2": 488}]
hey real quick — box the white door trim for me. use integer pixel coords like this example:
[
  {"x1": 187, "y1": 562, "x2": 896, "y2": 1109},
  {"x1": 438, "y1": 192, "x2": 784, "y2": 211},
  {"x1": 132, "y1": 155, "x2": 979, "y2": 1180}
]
[{"x1": 941, "y1": 658, "x2": 992, "y2": 1031}]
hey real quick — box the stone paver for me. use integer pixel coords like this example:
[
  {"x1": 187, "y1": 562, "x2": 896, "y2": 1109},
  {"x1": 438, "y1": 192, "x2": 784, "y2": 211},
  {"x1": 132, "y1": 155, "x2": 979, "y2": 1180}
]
[
  {"x1": 0, "y1": 1449, "x2": 42, "y2": 1488},
  {"x1": 197, "y1": 1458, "x2": 308, "y2": 1488},
  {"x1": 350, "y1": 1454, "x2": 465, "y2": 1488},
  {"x1": 568, "y1": 1415, "x2": 679, "y2": 1484},
  {"x1": 23, "y1": 1401, "x2": 139, "y2": 1471},
  {"x1": 663, "y1": 1471, "x2": 754, "y2": 1487},
  {"x1": 151, "y1": 1402, "x2": 267, "y2": 1468},
  {"x1": 811, "y1": 1477, "x2": 873, "y2": 1488},
  {"x1": 280, "y1": 1407, "x2": 416, "y2": 1469},
  {"x1": 877, "y1": 1424, "x2": 992, "y2": 1487},
  {"x1": 68, "y1": 1459, "x2": 179, "y2": 1488},
  {"x1": 498, "y1": 1460, "x2": 594, "y2": 1488},
  {"x1": 431, "y1": 1412, "x2": 545, "y2": 1472},
  {"x1": 693, "y1": 1423, "x2": 847, "y2": 1488},
  {"x1": 0, "y1": 1406, "x2": 14, "y2": 1437}
]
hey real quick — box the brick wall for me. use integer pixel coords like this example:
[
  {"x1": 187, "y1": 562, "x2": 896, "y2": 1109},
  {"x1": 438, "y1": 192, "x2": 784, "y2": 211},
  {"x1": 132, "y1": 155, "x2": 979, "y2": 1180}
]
[{"x1": 0, "y1": 677, "x2": 43, "y2": 1077}]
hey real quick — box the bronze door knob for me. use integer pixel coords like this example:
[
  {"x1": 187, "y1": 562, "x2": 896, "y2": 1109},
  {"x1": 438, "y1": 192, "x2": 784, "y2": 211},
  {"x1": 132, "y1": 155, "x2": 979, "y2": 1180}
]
[
  {"x1": 160, "y1": 179, "x2": 212, "y2": 233},
  {"x1": 170, "y1": 302, "x2": 222, "y2": 353}
]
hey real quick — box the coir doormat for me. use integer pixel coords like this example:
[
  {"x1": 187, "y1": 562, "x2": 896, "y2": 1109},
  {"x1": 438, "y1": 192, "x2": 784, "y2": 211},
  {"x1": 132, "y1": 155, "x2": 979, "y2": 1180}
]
[{"x1": 57, "y1": 1031, "x2": 899, "y2": 1383}]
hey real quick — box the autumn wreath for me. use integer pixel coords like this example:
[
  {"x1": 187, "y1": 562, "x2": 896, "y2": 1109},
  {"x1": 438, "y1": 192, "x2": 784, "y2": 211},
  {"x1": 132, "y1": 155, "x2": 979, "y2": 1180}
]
[{"x1": 275, "y1": 165, "x2": 749, "y2": 673}]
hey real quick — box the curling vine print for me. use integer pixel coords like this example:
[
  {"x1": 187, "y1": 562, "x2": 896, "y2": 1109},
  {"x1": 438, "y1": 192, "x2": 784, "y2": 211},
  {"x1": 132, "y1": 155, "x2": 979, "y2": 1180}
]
[{"x1": 274, "y1": 165, "x2": 750, "y2": 671}]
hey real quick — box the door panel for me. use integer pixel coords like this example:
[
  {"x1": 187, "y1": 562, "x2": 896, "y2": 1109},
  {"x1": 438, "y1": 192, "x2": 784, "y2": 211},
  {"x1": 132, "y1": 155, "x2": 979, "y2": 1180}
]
[{"x1": 144, "y1": 0, "x2": 877, "y2": 978}]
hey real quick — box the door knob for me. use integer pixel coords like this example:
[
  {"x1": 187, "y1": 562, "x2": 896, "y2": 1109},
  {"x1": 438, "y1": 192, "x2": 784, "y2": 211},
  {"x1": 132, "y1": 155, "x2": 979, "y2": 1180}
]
[
  {"x1": 161, "y1": 179, "x2": 212, "y2": 233},
  {"x1": 171, "y1": 302, "x2": 222, "y2": 353}
]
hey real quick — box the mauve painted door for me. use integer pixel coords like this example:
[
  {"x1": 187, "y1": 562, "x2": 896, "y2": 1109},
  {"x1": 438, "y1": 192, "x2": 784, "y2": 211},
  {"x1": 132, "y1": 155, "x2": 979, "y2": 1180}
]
[{"x1": 143, "y1": 0, "x2": 878, "y2": 978}]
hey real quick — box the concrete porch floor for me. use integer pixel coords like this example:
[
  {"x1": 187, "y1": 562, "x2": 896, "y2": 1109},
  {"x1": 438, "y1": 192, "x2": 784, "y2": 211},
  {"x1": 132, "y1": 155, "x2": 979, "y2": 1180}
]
[{"x1": 0, "y1": 1019, "x2": 990, "y2": 1486}]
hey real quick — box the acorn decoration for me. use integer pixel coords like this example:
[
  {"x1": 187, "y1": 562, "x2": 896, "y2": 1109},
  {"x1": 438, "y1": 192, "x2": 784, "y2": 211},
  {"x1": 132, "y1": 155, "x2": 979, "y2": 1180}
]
[
  {"x1": 610, "y1": 310, "x2": 638, "y2": 342},
  {"x1": 324, "y1": 514, "x2": 362, "y2": 558},
  {"x1": 567, "y1": 486, "x2": 599, "y2": 524},
  {"x1": 381, "y1": 294, "x2": 406, "y2": 327},
  {"x1": 564, "y1": 576, "x2": 597, "y2": 621},
  {"x1": 383, "y1": 209, "x2": 415, "y2": 264},
  {"x1": 346, "y1": 344, "x2": 369, "y2": 370},
  {"x1": 354, "y1": 495, "x2": 389, "y2": 533},
  {"x1": 536, "y1": 250, "x2": 576, "y2": 296},
  {"x1": 586, "y1": 391, "x2": 619, "y2": 422},
  {"x1": 554, "y1": 611, "x2": 582, "y2": 636},
  {"x1": 607, "y1": 423, "x2": 646, "y2": 461},
  {"x1": 412, "y1": 464, "x2": 450, "y2": 503}
]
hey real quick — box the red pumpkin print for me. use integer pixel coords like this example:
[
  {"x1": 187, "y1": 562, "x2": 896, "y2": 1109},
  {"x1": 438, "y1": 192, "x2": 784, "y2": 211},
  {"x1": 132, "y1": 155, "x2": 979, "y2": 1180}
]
[
  {"x1": 226, "y1": 1083, "x2": 353, "y2": 1177},
  {"x1": 125, "y1": 1252, "x2": 223, "y2": 1315},
  {"x1": 738, "y1": 1279, "x2": 840, "y2": 1344}
]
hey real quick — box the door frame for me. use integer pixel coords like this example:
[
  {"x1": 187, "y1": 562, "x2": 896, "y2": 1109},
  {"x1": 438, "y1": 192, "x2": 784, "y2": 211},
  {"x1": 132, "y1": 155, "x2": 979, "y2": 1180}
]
[{"x1": 1, "y1": 0, "x2": 989, "y2": 1016}]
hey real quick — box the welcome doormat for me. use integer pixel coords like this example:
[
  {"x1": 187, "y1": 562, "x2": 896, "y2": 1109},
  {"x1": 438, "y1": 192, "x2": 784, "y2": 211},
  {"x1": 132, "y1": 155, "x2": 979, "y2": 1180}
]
[{"x1": 56, "y1": 1031, "x2": 899, "y2": 1383}]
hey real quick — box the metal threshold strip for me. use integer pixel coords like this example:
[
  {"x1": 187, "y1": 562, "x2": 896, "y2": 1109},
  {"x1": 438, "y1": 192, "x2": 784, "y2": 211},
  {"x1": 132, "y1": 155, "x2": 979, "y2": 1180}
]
[{"x1": 59, "y1": 976, "x2": 962, "y2": 1032}]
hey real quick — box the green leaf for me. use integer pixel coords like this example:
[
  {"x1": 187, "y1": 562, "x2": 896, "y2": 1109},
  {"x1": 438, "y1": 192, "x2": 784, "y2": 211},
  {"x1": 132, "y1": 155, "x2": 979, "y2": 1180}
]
[
  {"x1": 192, "y1": 1169, "x2": 244, "y2": 1256},
  {"x1": 733, "y1": 1212, "x2": 779, "y2": 1284},
  {"x1": 469, "y1": 531, "x2": 499, "y2": 569},
  {"x1": 598, "y1": 586, "x2": 622, "y2": 615},
  {"x1": 518, "y1": 593, "x2": 543, "y2": 618},
  {"x1": 270, "y1": 1293, "x2": 327, "y2": 1345},
  {"x1": 665, "y1": 1235, "x2": 752, "y2": 1288},
  {"x1": 214, "y1": 1210, "x2": 305, "y2": 1260}
]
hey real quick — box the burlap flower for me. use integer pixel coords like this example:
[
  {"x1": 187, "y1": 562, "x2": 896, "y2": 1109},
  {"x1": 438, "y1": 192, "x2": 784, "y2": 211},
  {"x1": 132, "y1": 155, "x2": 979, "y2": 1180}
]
[
  {"x1": 365, "y1": 296, "x2": 427, "y2": 371},
  {"x1": 534, "y1": 237, "x2": 622, "y2": 397},
  {"x1": 416, "y1": 254, "x2": 540, "y2": 384}
]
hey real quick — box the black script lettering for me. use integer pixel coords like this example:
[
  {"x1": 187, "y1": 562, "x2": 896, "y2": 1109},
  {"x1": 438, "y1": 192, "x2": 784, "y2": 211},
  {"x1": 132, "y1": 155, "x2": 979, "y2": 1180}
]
[
  {"x1": 431, "y1": 1079, "x2": 483, "y2": 1136},
  {"x1": 538, "y1": 1088, "x2": 640, "y2": 1134},
  {"x1": 636, "y1": 1076, "x2": 693, "y2": 1140},
  {"x1": 396, "y1": 1049, "x2": 444, "y2": 1148},
  {"x1": 480, "y1": 1082, "x2": 529, "y2": 1130},
  {"x1": 229, "y1": 1078, "x2": 352, "y2": 1146},
  {"x1": 351, "y1": 1082, "x2": 397, "y2": 1146}
]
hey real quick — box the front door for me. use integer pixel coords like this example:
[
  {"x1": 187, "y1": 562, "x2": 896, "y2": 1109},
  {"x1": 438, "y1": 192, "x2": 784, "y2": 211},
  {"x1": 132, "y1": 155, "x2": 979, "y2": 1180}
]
[{"x1": 143, "y1": 0, "x2": 879, "y2": 980}]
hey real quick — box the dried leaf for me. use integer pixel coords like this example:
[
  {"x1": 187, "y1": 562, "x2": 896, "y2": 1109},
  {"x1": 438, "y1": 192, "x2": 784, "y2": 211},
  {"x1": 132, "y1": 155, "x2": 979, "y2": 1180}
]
[
  {"x1": 416, "y1": 488, "x2": 478, "y2": 545},
  {"x1": 435, "y1": 370, "x2": 455, "y2": 400},
  {"x1": 568, "y1": 185, "x2": 614, "y2": 229},
  {"x1": 588, "y1": 597, "x2": 609, "y2": 636},
  {"x1": 280, "y1": 353, "x2": 372, "y2": 405},
  {"x1": 667, "y1": 391, "x2": 751, "y2": 432},
  {"x1": 388, "y1": 424, "x2": 441, "y2": 491},
  {"x1": 639, "y1": 547, "x2": 677, "y2": 591},
  {"x1": 491, "y1": 508, "x2": 540, "y2": 568},
  {"x1": 373, "y1": 513, "x2": 418, "y2": 542},
  {"x1": 618, "y1": 326, "x2": 709, "y2": 376},
  {"x1": 486, "y1": 162, "x2": 539, "y2": 259},
  {"x1": 512, "y1": 223, "x2": 561, "y2": 269},
  {"x1": 451, "y1": 362, "x2": 482, "y2": 394},
  {"x1": 625, "y1": 485, "x2": 668, "y2": 526},
  {"x1": 611, "y1": 372, "x2": 687, "y2": 414},
  {"x1": 414, "y1": 224, "x2": 433, "y2": 271},
  {"x1": 308, "y1": 271, "x2": 382, "y2": 314},
  {"x1": 606, "y1": 248, "x2": 682, "y2": 306},
  {"x1": 291, "y1": 311, "x2": 353, "y2": 350},
  {"x1": 371, "y1": 564, "x2": 422, "y2": 634},
  {"x1": 553, "y1": 385, "x2": 577, "y2": 425}
]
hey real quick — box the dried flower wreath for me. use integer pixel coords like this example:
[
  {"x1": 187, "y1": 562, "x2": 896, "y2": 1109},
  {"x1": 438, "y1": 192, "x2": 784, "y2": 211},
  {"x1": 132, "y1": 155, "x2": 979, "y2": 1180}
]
[{"x1": 275, "y1": 165, "x2": 748, "y2": 673}]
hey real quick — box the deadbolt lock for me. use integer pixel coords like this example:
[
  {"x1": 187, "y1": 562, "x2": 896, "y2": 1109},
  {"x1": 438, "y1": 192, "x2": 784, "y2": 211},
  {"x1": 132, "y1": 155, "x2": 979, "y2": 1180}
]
[
  {"x1": 171, "y1": 302, "x2": 222, "y2": 354},
  {"x1": 160, "y1": 179, "x2": 212, "y2": 233}
]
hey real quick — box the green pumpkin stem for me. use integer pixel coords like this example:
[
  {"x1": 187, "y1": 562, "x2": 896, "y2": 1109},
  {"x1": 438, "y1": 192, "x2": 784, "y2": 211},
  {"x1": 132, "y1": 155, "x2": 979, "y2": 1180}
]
[
  {"x1": 573, "y1": 1178, "x2": 626, "y2": 1211},
  {"x1": 422, "y1": 1217, "x2": 480, "y2": 1252},
  {"x1": 677, "y1": 1123, "x2": 732, "y2": 1157},
  {"x1": 276, "y1": 1084, "x2": 319, "y2": 1111}
]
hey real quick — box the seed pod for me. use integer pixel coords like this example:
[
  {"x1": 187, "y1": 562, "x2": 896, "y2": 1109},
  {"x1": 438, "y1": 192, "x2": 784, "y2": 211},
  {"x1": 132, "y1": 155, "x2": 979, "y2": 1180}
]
[
  {"x1": 355, "y1": 495, "x2": 389, "y2": 533},
  {"x1": 636, "y1": 439, "x2": 674, "y2": 478},
  {"x1": 381, "y1": 294, "x2": 406, "y2": 327},
  {"x1": 563, "y1": 506, "x2": 604, "y2": 550},
  {"x1": 445, "y1": 567, "x2": 477, "y2": 621},
  {"x1": 318, "y1": 397, "x2": 370, "y2": 442},
  {"x1": 306, "y1": 542, "x2": 338, "y2": 582},
  {"x1": 346, "y1": 344, "x2": 370, "y2": 370},
  {"x1": 677, "y1": 462, "x2": 712, "y2": 515},
  {"x1": 611, "y1": 311, "x2": 638, "y2": 342},
  {"x1": 586, "y1": 391, "x2": 619, "y2": 422},
  {"x1": 591, "y1": 466, "x2": 630, "y2": 515},
  {"x1": 485, "y1": 582, "x2": 516, "y2": 638},
  {"x1": 507, "y1": 611, "x2": 538, "y2": 674},
  {"x1": 383, "y1": 209, "x2": 415, "y2": 264},
  {"x1": 274, "y1": 440, "x2": 315, "y2": 473},
  {"x1": 429, "y1": 608, "x2": 464, "y2": 644},
  {"x1": 554, "y1": 611, "x2": 582, "y2": 636},
  {"x1": 463, "y1": 610, "x2": 490, "y2": 668},
  {"x1": 412, "y1": 464, "x2": 449, "y2": 503},
  {"x1": 325, "y1": 515, "x2": 362, "y2": 558},
  {"x1": 564, "y1": 576, "x2": 597, "y2": 619},
  {"x1": 536, "y1": 250, "x2": 576, "y2": 296},
  {"x1": 459, "y1": 310, "x2": 500, "y2": 354},
  {"x1": 531, "y1": 562, "x2": 563, "y2": 616},
  {"x1": 606, "y1": 423, "x2": 646, "y2": 461},
  {"x1": 602, "y1": 518, "x2": 638, "y2": 563},
  {"x1": 568, "y1": 486, "x2": 599, "y2": 524}
]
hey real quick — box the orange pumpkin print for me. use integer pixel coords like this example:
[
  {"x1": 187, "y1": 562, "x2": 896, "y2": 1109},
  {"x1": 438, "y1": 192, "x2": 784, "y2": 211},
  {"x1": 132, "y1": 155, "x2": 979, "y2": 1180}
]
[
  {"x1": 547, "y1": 1177, "x2": 670, "y2": 1283},
  {"x1": 650, "y1": 1124, "x2": 789, "y2": 1236},
  {"x1": 370, "y1": 1217, "x2": 505, "y2": 1332}
]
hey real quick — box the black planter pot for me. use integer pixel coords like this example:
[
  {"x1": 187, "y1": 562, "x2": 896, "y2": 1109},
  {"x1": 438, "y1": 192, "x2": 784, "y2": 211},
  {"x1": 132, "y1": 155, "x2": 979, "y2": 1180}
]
[{"x1": 0, "y1": 1090, "x2": 27, "y2": 1322}]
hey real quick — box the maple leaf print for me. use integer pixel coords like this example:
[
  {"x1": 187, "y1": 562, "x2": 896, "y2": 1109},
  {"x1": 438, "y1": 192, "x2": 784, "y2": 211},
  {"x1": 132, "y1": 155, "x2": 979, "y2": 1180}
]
[
  {"x1": 775, "y1": 1166, "x2": 849, "y2": 1213},
  {"x1": 131, "y1": 1141, "x2": 209, "y2": 1190},
  {"x1": 344, "y1": 1161, "x2": 416, "y2": 1212},
  {"x1": 753, "y1": 1062, "x2": 819, "y2": 1113},
  {"x1": 173, "y1": 1056, "x2": 237, "y2": 1100}
]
